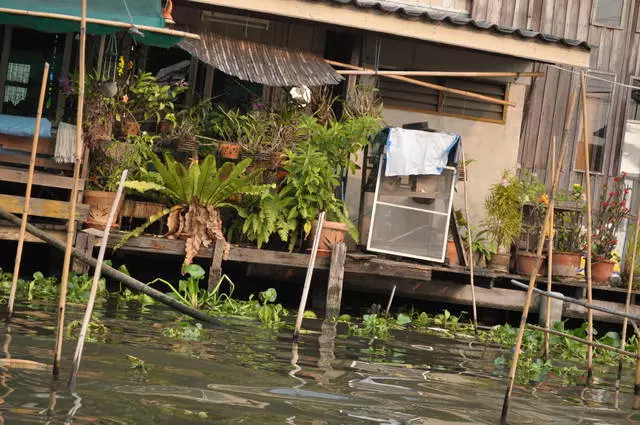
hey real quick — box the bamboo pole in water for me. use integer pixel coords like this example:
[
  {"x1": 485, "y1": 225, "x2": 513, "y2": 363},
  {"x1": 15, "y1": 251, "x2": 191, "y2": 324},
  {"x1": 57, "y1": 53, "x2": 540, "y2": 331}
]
[
  {"x1": 385, "y1": 284, "x2": 397, "y2": 315},
  {"x1": 6, "y1": 62, "x2": 49, "y2": 322},
  {"x1": 500, "y1": 91, "x2": 577, "y2": 425},
  {"x1": 542, "y1": 136, "x2": 557, "y2": 361},
  {"x1": 68, "y1": 170, "x2": 127, "y2": 389},
  {"x1": 617, "y1": 204, "x2": 640, "y2": 390},
  {"x1": 580, "y1": 71, "x2": 595, "y2": 383},
  {"x1": 294, "y1": 212, "x2": 325, "y2": 340},
  {"x1": 462, "y1": 151, "x2": 478, "y2": 333},
  {"x1": 54, "y1": 0, "x2": 86, "y2": 378}
]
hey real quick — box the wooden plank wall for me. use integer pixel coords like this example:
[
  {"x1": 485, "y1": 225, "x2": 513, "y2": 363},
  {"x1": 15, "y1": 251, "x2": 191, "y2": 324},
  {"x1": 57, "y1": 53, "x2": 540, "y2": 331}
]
[{"x1": 472, "y1": 0, "x2": 639, "y2": 206}]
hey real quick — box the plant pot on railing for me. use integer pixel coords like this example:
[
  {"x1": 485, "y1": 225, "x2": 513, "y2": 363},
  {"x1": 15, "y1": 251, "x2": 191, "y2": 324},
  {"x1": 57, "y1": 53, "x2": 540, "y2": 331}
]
[
  {"x1": 83, "y1": 190, "x2": 124, "y2": 230},
  {"x1": 218, "y1": 142, "x2": 241, "y2": 160},
  {"x1": 551, "y1": 252, "x2": 582, "y2": 279},
  {"x1": 310, "y1": 220, "x2": 349, "y2": 257},
  {"x1": 591, "y1": 259, "x2": 615, "y2": 286},
  {"x1": 516, "y1": 251, "x2": 544, "y2": 276},
  {"x1": 488, "y1": 252, "x2": 511, "y2": 273}
]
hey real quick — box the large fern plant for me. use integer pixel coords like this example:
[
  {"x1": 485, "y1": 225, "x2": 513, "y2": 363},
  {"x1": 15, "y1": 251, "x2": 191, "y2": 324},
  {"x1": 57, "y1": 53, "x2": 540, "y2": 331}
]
[{"x1": 118, "y1": 152, "x2": 271, "y2": 266}]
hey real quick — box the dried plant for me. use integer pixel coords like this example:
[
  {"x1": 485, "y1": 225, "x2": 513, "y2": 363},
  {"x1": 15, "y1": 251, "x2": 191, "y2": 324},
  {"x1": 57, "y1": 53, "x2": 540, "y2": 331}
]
[
  {"x1": 343, "y1": 85, "x2": 383, "y2": 120},
  {"x1": 307, "y1": 86, "x2": 337, "y2": 125}
]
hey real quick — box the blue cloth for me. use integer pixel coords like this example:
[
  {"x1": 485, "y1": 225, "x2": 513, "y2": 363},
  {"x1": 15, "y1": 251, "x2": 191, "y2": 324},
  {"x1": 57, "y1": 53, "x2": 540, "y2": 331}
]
[{"x1": 0, "y1": 114, "x2": 52, "y2": 138}]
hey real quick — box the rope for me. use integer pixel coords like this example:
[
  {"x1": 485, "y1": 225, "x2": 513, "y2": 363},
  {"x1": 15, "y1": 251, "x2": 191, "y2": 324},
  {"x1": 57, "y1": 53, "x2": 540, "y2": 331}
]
[{"x1": 549, "y1": 63, "x2": 639, "y2": 90}]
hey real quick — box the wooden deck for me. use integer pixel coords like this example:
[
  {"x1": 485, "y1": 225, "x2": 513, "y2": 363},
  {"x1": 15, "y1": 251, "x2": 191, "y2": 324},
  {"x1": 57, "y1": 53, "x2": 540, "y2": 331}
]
[{"x1": 67, "y1": 229, "x2": 639, "y2": 325}]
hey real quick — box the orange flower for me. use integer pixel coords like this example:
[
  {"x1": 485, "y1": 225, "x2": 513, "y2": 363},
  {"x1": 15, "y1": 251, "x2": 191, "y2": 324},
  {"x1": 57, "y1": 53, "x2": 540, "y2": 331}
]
[
  {"x1": 537, "y1": 193, "x2": 549, "y2": 206},
  {"x1": 122, "y1": 94, "x2": 129, "y2": 104}
]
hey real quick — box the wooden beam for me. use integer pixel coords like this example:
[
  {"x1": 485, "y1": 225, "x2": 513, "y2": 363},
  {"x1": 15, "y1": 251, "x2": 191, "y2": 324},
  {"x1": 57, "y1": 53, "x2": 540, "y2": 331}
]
[
  {"x1": 0, "y1": 134, "x2": 56, "y2": 155},
  {"x1": 0, "y1": 7, "x2": 200, "y2": 39},
  {"x1": 326, "y1": 60, "x2": 516, "y2": 107},
  {"x1": 0, "y1": 165, "x2": 84, "y2": 190},
  {"x1": 207, "y1": 237, "x2": 225, "y2": 292},
  {"x1": 0, "y1": 153, "x2": 72, "y2": 171},
  {"x1": 336, "y1": 70, "x2": 545, "y2": 78},
  {"x1": 0, "y1": 194, "x2": 89, "y2": 221},
  {"x1": 0, "y1": 225, "x2": 65, "y2": 243},
  {"x1": 326, "y1": 243, "x2": 346, "y2": 320}
]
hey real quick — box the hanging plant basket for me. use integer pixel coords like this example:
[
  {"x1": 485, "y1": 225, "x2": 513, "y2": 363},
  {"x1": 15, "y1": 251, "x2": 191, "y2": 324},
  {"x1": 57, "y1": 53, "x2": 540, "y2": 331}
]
[
  {"x1": 218, "y1": 142, "x2": 241, "y2": 159},
  {"x1": 177, "y1": 136, "x2": 199, "y2": 153}
]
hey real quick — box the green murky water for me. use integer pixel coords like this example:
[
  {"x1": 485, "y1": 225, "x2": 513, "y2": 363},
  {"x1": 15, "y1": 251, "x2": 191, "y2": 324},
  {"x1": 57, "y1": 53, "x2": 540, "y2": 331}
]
[{"x1": 0, "y1": 302, "x2": 638, "y2": 424}]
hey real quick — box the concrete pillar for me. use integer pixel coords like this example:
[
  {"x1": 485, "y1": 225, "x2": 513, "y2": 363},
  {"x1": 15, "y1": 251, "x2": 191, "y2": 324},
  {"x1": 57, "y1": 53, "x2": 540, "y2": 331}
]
[{"x1": 538, "y1": 291, "x2": 564, "y2": 327}]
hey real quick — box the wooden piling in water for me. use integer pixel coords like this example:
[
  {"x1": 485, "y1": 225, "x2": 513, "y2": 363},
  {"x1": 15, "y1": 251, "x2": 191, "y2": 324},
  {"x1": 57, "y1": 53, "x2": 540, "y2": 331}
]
[
  {"x1": 461, "y1": 150, "x2": 478, "y2": 333},
  {"x1": 54, "y1": 0, "x2": 87, "y2": 378},
  {"x1": 207, "y1": 236, "x2": 225, "y2": 292},
  {"x1": 579, "y1": 72, "x2": 595, "y2": 384},
  {"x1": 6, "y1": 62, "x2": 49, "y2": 322},
  {"x1": 542, "y1": 136, "x2": 557, "y2": 361},
  {"x1": 326, "y1": 242, "x2": 346, "y2": 320},
  {"x1": 500, "y1": 91, "x2": 577, "y2": 425}
]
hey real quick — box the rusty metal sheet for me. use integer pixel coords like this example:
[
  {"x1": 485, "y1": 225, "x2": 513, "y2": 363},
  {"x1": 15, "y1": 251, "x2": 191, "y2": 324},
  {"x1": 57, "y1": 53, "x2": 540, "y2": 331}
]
[{"x1": 178, "y1": 31, "x2": 343, "y2": 87}]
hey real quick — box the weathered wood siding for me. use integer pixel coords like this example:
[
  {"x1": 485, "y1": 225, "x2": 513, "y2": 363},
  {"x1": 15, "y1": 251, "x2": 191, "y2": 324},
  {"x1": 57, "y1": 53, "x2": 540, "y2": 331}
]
[{"x1": 473, "y1": 0, "x2": 639, "y2": 205}]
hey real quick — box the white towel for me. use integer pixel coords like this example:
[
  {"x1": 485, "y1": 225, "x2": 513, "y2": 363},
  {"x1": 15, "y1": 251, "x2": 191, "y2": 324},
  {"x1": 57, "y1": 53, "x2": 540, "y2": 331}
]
[
  {"x1": 54, "y1": 122, "x2": 76, "y2": 163},
  {"x1": 385, "y1": 128, "x2": 459, "y2": 176}
]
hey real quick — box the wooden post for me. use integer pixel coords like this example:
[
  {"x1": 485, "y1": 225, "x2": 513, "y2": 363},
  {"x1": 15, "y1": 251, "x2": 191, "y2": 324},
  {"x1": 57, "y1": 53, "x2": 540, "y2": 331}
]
[
  {"x1": 580, "y1": 71, "x2": 595, "y2": 383},
  {"x1": 500, "y1": 91, "x2": 577, "y2": 425},
  {"x1": 543, "y1": 136, "x2": 557, "y2": 361},
  {"x1": 294, "y1": 212, "x2": 325, "y2": 340},
  {"x1": 462, "y1": 150, "x2": 478, "y2": 333},
  {"x1": 385, "y1": 284, "x2": 397, "y2": 315},
  {"x1": 72, "y1": 232, "x2": 96, "y2": 274},
  {"x1": 6, "y1": 62, "x2": 50, "y2": 322},
  {"x1": 207, "y1": 236, "x2": 225, "y2": 292},
  {"x1": 326, "y1": 242, "x2": 346, "y2": 320},
  {"x1": 54, "y1": 0, "x2": 86, "y2": 378},
  {"x1": 618, "y1": 199, "x2": 640, "y2": 388},
  {"x1": 69, "y1": 170, "x2": 126, "y2": 389}
]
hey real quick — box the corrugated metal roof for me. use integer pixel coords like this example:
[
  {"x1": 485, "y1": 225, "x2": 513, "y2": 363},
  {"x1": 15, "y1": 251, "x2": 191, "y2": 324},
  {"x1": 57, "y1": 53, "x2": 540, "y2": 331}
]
[
  {"x1": 178, "y1": 31, "x2": 344, "y2": 86},
  {"x1": 322, "y1": 0, "x2": 591, "y2": 50}
]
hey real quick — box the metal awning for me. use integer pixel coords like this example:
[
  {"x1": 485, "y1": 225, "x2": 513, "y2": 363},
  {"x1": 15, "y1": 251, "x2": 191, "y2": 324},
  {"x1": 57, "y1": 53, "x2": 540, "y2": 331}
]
[{"x1": 178, "y1": 31, "x2": 343, "y2": 86}]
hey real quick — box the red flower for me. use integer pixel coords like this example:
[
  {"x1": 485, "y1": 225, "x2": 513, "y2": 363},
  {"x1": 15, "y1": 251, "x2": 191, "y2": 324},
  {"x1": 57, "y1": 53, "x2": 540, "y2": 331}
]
[
  {"x1": 622, "y1": 201, "x2": 626, "y2": 207},
  {"x1": 625, "y1": 189, "x2": 631, "y2": 194},
  {"x1": 603, "y1": 202, "x2": 608, "y2": 207},
  {"x1": 614, "y1": 239, "x2": 618, "y2": 244},
  {"x1": 623, "y1": 172, "x2": 628, "y2": 177},
  {"x1": 609, "y1": 191, "x2": 615, "y2": 197},
  {"x1": 614, "y1": 177, "x2": 620, "y2": 182}
]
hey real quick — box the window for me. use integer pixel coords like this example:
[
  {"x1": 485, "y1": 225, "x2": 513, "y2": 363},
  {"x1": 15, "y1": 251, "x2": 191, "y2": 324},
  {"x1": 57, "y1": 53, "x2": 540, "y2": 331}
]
[
  {"x1": 575, "y1": 72, "x2": 616, "y2": 174},
  {"x1": 379, "y1": 77, "x2": 508, "y2": 123},
  {"x1": 593, "y1": 0, "x2": 626, "y2": 28},
  {"x1": 620, "y1": 77, "x2": 640, "y2": 176}
]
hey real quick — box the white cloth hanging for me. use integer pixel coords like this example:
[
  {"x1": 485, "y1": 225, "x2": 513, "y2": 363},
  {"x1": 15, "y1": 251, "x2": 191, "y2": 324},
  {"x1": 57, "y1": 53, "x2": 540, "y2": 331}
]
[
  {"x1": 54, "y1": 122, "x2": 76, "y2": 163},
  {"x1": 385, "y1": 127, "x2": 459, "y2": 176}
]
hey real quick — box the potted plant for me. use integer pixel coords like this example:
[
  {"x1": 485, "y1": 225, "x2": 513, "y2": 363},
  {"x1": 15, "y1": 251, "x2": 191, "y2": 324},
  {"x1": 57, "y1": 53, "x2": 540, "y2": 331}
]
[
  {"x1": 281, "y1": 144, "x2": 357, "y2": 255},
  {"x1": 552, "y1": 210, "x2": 586, "y2": 279},
  {"x1": 591, "y1": 174, "x2": 631, "y2": 284},
  {"x1": 623, "y1": 223, "x2": 640, "y2": 289},
  {"x1": 170, "y1": 100, "x2": 211, "y2": 153},
  {"x1": 484, "y1": 171, "x2": 525, "y2": 272},
  {"x1": 126, "y1": 71, "x2": 186, "y2": 131},
  {"x1": 84, "y1": 133, "x2": 157, "y2": 230},
  {"x1": 119, "y1": 153, "x2": 272, "y2": 267},
  {"x1": 209, "y1": 106, "x2": 244, "y2": 160},
  {"x1": 514, "y1": 171, "x2": 548, "y2": 276}
]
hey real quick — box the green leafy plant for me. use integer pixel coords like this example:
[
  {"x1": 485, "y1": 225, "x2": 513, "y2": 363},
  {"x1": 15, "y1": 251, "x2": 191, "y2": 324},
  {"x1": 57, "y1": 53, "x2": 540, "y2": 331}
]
[
  {"x1": 120, "y1": 152, "x2": 272, "y2": 265},
  {"x1": 150, "y1": 264, "x2": 211, "y2": 310},
  {"x1": 281, "y1": 144, "x2": 357, "y2": 247},
  {"x1": 234, "y1": 190, "x2": 298, "y2": 248},
  {"x1": 484, "y1": 171, "x2": 526, "y2": 253},
  {"x1": 127, "y1": 72, "x2": 186, "y2": 124},
  {"x1": 66, "y1": 319, "x2": 108, "y2": 343},
  {"x1": 163, "y1": 322, "x2": 207, "y2": 341},
  {"x1": 554, "y1": 210, "x2": 585, "y2": 253}
]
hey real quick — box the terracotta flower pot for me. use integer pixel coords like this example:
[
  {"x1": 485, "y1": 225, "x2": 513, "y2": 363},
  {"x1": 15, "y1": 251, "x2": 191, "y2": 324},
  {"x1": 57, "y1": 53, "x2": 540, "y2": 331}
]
[
  {"x1": 488, "y1": 252, "x2": 510, "y2": 273},
  {"x1": 158, "y1": 120, "x2": 173, "y2": 135},
  {"x1": 275, "y1": 169, "x2": 288, "y2": 183},
  {"x1": 310, "y1": 220, "x2": 349, "y2": 257},
  {"x1": 122, "y1": 119, "x2": 140, "y2": 137},
  {"x1": 270, "y1": 151, "x2": 284, "y2": 168},
  {"x1": 218, "y1": 142, "x2": 241, "y2": 159},
  {"x1": 591, "y1": 260, "x2": 615, "y2": 285},
  {"x1": 551, "y1": 251, "x2": 582, "y2": 278},
  {"x1": 516, "y1": 251, "x2": 545, "y2": 276},
  {"x1": 447, "y1": 240, "x2": 459, "y2": 265},
  {"x1": 83, "y1": 190, "x2": 124, "y2": 231}
]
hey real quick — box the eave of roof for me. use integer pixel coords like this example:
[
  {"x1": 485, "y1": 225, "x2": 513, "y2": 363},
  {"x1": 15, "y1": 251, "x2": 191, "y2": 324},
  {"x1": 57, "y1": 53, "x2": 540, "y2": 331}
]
[{"x1": 325, "y1": 0, "x2": 591, "y2": 51}]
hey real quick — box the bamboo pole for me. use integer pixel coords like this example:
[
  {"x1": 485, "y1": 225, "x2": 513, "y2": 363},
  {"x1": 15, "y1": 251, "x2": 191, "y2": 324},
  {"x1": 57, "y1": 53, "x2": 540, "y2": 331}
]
[
  {"x1": 462, "y1": 151, "x2": 478, "y2": 333},
  {"x1": 542, "y1": 136, "x2": 557, "y2": 361},
  {"x1": 325, "y1": 59, "x2": 515, "y2": 107},
  {"x1": 53, "y1": 0, "x2": 86, "y2": 378},
  {"x1": 294, "y1": 212, "x2": 326, "y2": 340},
  {"x1": 385, "y1": 284, "x2": 397, "y2": 315},
  {"x1": 636, "y1": 338, "x2": 640, "y2": 394},
  {"x1": 335, "y1": 70, "x2": 545, "y2": 78},
  {"x1": 68, "y1": 170, "x2": 126, "y2": 389},
  {"x1": 617, "y1": 194, "x2": 640, "y2": 389},
  {"x1": 0, "y1": 7, "x2": 200, "y2": 39},
  {"x1": 500, "y1": 91, "x2": 577, "y2": 425},
  {"x1": 6, "y1": 62, "x2": 49, "y2": 322},
  {"x1": 580, "y1": 71, "x2": 595, "y2": 383},
  {"x1": 527, "y1": 325, "x2": 640, "y2": 360}
]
